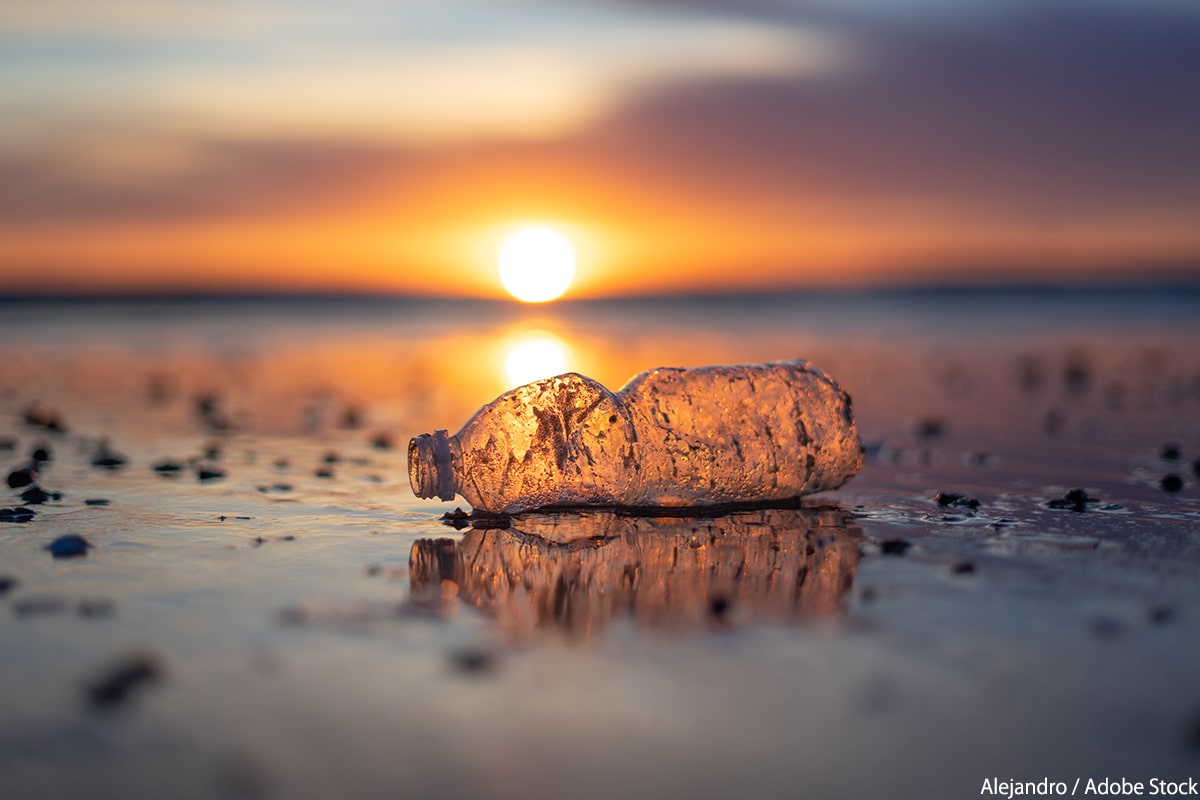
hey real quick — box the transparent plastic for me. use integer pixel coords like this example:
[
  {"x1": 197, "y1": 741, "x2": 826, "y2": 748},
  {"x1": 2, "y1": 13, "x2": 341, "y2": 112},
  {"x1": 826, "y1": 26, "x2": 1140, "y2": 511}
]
[{"x1": 409, "y1": 359, "x2": 863, "y2": 514}]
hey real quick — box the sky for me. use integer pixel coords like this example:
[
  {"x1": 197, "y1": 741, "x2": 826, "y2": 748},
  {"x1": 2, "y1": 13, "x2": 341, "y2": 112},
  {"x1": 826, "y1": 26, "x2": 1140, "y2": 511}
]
[{"x1": 1, "y1": 0, "x2": 1199, "y2": 298}]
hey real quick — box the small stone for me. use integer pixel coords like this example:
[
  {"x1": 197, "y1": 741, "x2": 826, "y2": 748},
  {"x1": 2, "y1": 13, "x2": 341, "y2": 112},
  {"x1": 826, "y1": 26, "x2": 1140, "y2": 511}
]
[
  {"x1": 322, "y1": 451, "x2": 341, "y2": 465},
  {"x1": 1194, "y1": 458, "x2": 1200, "y2": 478},
  {"x1": 314, "y1": 467, "x2": 334, "y2": 479},
  {"x1": 950, "y1": 561, "x2": 976, "y2": 575},
  {"x1": 915, "y1": 418, "x2": 945, "y2": 439},
  {"x1": 14, "y1": 596, "x2": 68, "y2": 617},
  {"x1": 448, "y1": 647, "x2": 497, "y2": 676},
  {"x1": 0, "y1": 506, "x2": 37, "y2": 523},
  {"x1": 440, "y1": 508, "x2": 471, "y2": 530},
  {"x1": 1148, "y1": 605, "x2": 1176, "y2": 625},
  {"x1": 935, "y1": 492, "x2": 979, "y2": 510},
  {"x1": 880, "y1": 538, "x2": 911, "y2": 556},
  {"x1": 78, "y1": 599, "x2": 116, "y2": 619},
  {"x1": 20, "y1": 485, "x2": 61, "y2": 505},
  {"x1": 1161, "y1": 474, "x2": 1184, "y2": 493},
  {"x1": 84, "y1": 498, "x2": 111, "y2": 506},
  {"x1": 370, "y1": 432, "x2": 393, "y2": 450},
  {"x1": 203, "y1": 443, "x2": 222, "y2": 461},
  {"x1": 197, "y1": 466, "x2": 226, "y2": 482},
  {"x1": 91, "y1": 444, "x2": 127, "y2": 469},
  {"x1": 30, "y1": 444, "x2": 52, "y2": 462},
  {"x1": 0, "y1": 575, "x2": 18, "y2": 594},
  {"x1": 153, "y1": 460, "x2": 185, "y2": 474},
  {"x1": 7, "y1": 466, "x2": 37, "y2": 489},
  {"x1": 1160, "y1": 443, "x2": 1182, "y2": 461},
  {"x1": 1046, "y1": 488, "x2": 1095, "y2": 512},
  {"x1": 46, "y1": 534, "x2": 91, "y2": 559},
  {"x1": 86, "y1": 653, "x2": 164, "y2": 709}
]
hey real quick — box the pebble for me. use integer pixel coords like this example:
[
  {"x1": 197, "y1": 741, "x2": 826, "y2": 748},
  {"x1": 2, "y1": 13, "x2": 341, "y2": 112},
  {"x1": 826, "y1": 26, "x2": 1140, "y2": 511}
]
[
  {"x1": 0, "y1": 575, "x2": 18, "y2": 594},
  {"x1": 197, "y1": 466, "x2": 226, "y2": 482},
  {"x1": 20, "y1": 486, "x2": 62, "y2": 505},
  {"x1": 84, "y1": 498, "x2": 111, "y2": 506},
  {"x1": 46, "y1": 534, "x2": 91, "y2": 559},
  {"x1": 7, "y1": 466, "x2": 37, "y2": 489},
  {"x1": 1160, "y1": 443, "x2": 1182, "y2": 461},
  {"x1": 1160, "y1": 474, "x2": 1183, "y2": 493},
  {"x1": 370, "y1": 432, "x2": 393, "y2": 450},
  {"x1": 314, "y1": 467, "x2": 334, "y2": 479},
  {"x1": 448, "y1": 647, "x2": 497, "y2": 676},
  {"x1": 880, "y1": 538, "x2": 912, "y2": 556},
  {"x1": 153, "y1": 460, "x2": 185, "y2": 474},
  {"x1": 86, "y1": 653, "x2": 164, "y2": 709},
  {"x1": 950, "y1": 561, "x2": 976, "y2": 575},
  {"x1": 1046, "y1": 488, "x2": 1096, "y2": 512},
  {"x1": 30, "y1": 444, "x2": 52, "y2": 462},
  {"x1": 0, "y1": 506, "x2": 37, "y2": 523},
  {"x1": 91, "y1": 443, "x2": 128, "y2": 469},
  {"x1": 935, "y1": 492, "x2": 980, "y2": 510}
]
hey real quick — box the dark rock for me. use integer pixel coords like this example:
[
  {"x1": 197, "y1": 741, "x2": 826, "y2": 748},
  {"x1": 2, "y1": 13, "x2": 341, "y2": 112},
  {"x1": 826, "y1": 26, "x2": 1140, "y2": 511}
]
[
  {"x1": 84, "y1": 498, "x2": 111, "y2": 506},
  {"x1": 935, "y1": 492, "x2": 980, "y2": 510},
  {"x1": 273, "y1": 457, "x2": 289, "y2": 470},
  {"x1": 370, "y1": 432, "x2": 393, "y2": 450},
  {"x1": 203, "y1": 443, "x2": 222, "y2": 461},
  {"x1": 1194, "y1": 458, "x2": 1200, "y2": 478},
  {"x1": 880, "y1": 538, "x2": 911, "y2": 556},
  {"x1": 86, "y1": 653, "x2": 164, "y2": 709},
  {"x1": 950, "y1": 561, "x2": 976, "y2": 575},
  {"x1": 7, "y1": 466, "x2": 37, "y2": 489},
  {"x1": 915, "y1": 418, "x2": 945, "y2": 439},
  {"x1": 90, "y1": 442, "x2": 127, "y2": 469},
  {"x1": 20, "y1": 485, "x2": 61, "y2": 505},
  {"x1": 256, "y1": 483, "x2": 293, "y2": 493},
  {"x1": 0, "y1": 506, "x2": 36, "y2": 523},
  {"x1": 46, "y1": 534, "x2": 91, "y2": 559},
  {"x1": 197, "y1": 466, "x2": 226, "y2": 482},
  {"x1": 1161, "y1": 474, "x2": 1184, "y2": 493},
  {"x1": 448, "y1": 647, "x2": 497, "y2": 675},
  {"x1": 314, "y1": 467, "x2": 334, "y2": 479},
  {"x1": 14, "y1": 596, "x2": 68, "y2": 617},
  {"x1": 1046, "y1": 488, "x2": 1097, "y2": 512},
  {"x1": 1160, "y1": 443, "x2": 1182, "y2": 461},
  {"x1": 0, "y1": 575, "x2": 18, "y2": 594},
  {"x1": 153, "y1": 460, "x2": 185, "y2": 474},
  {"x1": 1148, "y1": 605, "x2": 1176, "y2": 625},
  {"x1": 78, "y1": 599, "x2": 116, "y2": 619},
  {"x1": 30, "y1": 444, "x2": 52, "y2": 462},
  {"x1": 322, "y1": 451, "x2": 341, "y2": 465},
  {"x1": 340, "y1": 407, "x2": 363, "y2": 430}
]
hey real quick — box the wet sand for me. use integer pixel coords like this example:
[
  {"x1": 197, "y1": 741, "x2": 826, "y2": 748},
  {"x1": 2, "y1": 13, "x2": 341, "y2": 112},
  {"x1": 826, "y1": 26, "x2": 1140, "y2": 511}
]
[{"x1": 1, "y1": 290, "x2": 1199, "y2": 799}]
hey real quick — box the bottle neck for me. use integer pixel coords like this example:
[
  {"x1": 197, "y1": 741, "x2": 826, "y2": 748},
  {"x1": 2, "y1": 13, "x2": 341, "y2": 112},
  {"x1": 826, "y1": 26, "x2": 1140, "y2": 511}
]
[{"x1": 408, "y1": 429, "x2": 457, "y2": 501}]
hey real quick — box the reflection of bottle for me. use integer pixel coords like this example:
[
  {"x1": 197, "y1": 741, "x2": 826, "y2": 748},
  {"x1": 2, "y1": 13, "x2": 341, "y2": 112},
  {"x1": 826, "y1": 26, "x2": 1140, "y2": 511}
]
[
  {"x1": 410, "y1": 359, "x2": 862, "y2": 514},
  {"x1": 410, "y1": 506, "x2": 862, "y2": 638}
]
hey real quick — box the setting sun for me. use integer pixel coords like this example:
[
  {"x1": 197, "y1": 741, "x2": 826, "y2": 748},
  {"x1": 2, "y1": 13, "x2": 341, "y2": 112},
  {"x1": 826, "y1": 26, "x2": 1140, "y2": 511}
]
[{"x1": 497, "y1": 226, "x2": 576, "y2": 303}]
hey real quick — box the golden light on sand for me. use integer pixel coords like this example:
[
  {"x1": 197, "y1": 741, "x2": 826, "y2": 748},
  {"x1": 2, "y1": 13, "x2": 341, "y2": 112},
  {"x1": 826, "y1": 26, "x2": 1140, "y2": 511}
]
[
  {"x1": 498, "y1": 226, "x2": 576, "y2": 303},
  {"x1": 504, "y1": 331, "x2": 570, "y2": 388}
]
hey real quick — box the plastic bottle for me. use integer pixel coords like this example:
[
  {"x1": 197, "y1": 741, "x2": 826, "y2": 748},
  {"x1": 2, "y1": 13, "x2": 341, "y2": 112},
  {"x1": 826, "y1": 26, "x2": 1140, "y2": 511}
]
[{"x1": 408, "y1": 358, "x2": 862, "y2": 514}]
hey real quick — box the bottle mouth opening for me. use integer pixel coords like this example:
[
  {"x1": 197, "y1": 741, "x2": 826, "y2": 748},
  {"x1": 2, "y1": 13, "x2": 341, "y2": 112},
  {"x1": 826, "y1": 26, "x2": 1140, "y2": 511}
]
[{"x1": 408, "y1": 430, "x2": 455, "y2": 501}]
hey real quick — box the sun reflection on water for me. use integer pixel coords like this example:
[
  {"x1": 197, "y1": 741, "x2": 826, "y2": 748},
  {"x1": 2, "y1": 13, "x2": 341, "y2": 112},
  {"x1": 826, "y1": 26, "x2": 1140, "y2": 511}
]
[{"x1": 503, "y1": 330, "x2": 571, "y2": 389}]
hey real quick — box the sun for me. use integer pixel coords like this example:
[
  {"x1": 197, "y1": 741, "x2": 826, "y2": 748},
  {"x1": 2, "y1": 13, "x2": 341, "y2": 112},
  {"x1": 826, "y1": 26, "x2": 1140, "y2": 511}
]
[{"x1": 497, "y1": 226, "x2": 576, "y2": 303}]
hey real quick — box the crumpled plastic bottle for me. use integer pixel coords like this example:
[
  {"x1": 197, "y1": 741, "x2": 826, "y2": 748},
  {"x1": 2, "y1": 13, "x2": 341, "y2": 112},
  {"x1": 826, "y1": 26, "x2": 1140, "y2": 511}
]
[{"x1": 409, "y1": 359, "x2": 862, "y2": 514}]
